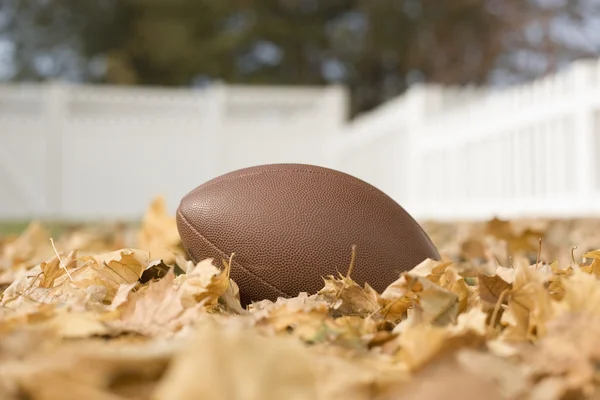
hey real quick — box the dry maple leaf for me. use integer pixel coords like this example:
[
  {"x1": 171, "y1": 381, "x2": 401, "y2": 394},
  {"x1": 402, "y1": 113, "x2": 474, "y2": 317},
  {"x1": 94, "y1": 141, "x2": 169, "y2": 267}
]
[
  {"x1": 318, "y1": 274, "x2": 380, "y2": 318},
  {"x1": 42, "y1": 309, "x2": 110, "y2": 339},
  {"x1": 394, "y1": 323, "x2": 448, "y2": 370},
  {"x1": 546, "y1": 260, "x2": 573, "y2": 301},
  {"x1": 557, "y1": 266, "x2": 600, "y2": 317},
  {"x1": 154, "y1": 318, "x2": 403, "y2": 400},
  {"x1": 0, "y1": 330, "x2": 174, "y2": 400},
  {"x1": 153, "y1": 319, "x2": 320, "y2": 400},
  {"x1": 90, "y1": 248, "x2": 149, "y2": 283},
  {"x1": 500, "y1": 261, "x2": 554, "y2": 341},
  {"x1": 446, "y1": 307, "x2": 489, "y2": 338},
  {"x1": 179, "y1": 257, "x2": 233, "y2": 308},
  {"x1": 39, "y1": 250, "x2": 78, "y2": 288},
  {"x1": 460, "y1": 238, "x2": 487, "y2": 261},
  {"x1": 253, "y1": 294, "x2": 333, "y2": 343},
  {"x1": 1, "y1": 221, "x2": 54, "y2": 268},
  {"x1": 407, "y1": 258, "x2": 455, "y2": 284},
  {"x1": 476, "y1": 261, "x2": 512, "y2": 307},
  {"x1": 136, "y1": 196, "x2": 181, "y2": 264},
  {"x1": 581, "y1": 249, "x2": 600, "y2": 276},
  {"x1": 436, "y1": 265, "x2": 473, "y2": 314},
  {"x1": 107, "y1": 268, "x2": 202, "y2": 338},
  {"x1": 406, "y1": 275, "x2": 460, "y2": 326},
  {"x1": 520, "y1": 311, "x2": 600, "y2": 396},
  {"x1": 379, "y1": 274, "x2": 415, "y2": 322},
  {"x1": 7, "y1": 200, "x2": 600, "y2": 399},
  {"x1": 484, "y1": 217, "x2": 545, "y2": 259},
  {"x1": 455, "y1": 349, "x2": 530, "y2": 399},
  {"x1": 394, "y1": 353, "x2": 508, "y2": 400},
  {"x1": 68, "y1": 248, "x2": 149, "y2": 302}
]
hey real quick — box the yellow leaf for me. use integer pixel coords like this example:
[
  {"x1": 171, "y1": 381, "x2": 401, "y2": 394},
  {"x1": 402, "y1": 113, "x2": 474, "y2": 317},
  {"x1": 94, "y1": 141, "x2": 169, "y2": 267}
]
[
  {"x1": 500, "y1": 262, "x2": 554, "y2": 341},
  {"x1": 447, "y1": 307, "x2": 488, "y2": 337},
  {"x1": 45, "y1": 310, "x2": 109, "y2": 339},
  {"x1": 409, "y1": 276, "x2": 459, "y2": 326},
  {"x1": 558, "y1": 267, "x2": 600, "y2": 317},
  {"x1": 136, "y1": 196, "x2": 181, "y2": 264},
  {"x1": 520, "y1": 311, "x2": 600, "y2": 394},
  {"x1": 2, "y1": 221, "x2": 53, "y2": 267},
  {"x1": 154, "y1": 319, "x2": 401, "y2": 400},
  {"x1": 379, "y1": 275, "x2": 414, "y2": 322},
  {"x1": 91, "y1": 248, "x2": 149, "y2": 284},
  {"x1": 179, "y1": 258, "x2": 231, "y2": 307},
  {"x1": 407, "y1": 258, "x2": 455, "y2": 284},
  {"x1": 108, "y1": 269, "x2": 201, "y2": 338},
  {"x1": 477, "y1": 265, "x2": 511, "y2": 306},
  {"x1": 395, "y1": 323, "x2": 448, "y2": 370},
  {"x1": 318, "y1": 274, "x2": 380, "y2": 318},
  {"x1": 581, "y1": 249, "x2": 600, "y2": 276},
  {"x1": 39, "y1": 256, "x2": 63, "y2": 288}
]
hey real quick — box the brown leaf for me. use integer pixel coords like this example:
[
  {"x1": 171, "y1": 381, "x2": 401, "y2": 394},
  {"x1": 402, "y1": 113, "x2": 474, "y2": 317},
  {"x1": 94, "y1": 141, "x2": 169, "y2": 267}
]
[
  {"x1": 477, "y1": 264, "x2": 512, "y2": 306},
  {"x1": 408, "y1": 276, "x2": 459, "y2": 326},
  {"x1": 500, "y1": 262, "x2": 554, "y2": 341},
  {"x1": 396, "y1": 357, "x2": 507, "y2": 400},
  {"x1": 379, "y1": 275, "x2": 414, "y2": 321},
  {"x1": 154, "y1": 319, "x2": 402, "y2": 400},
  {"x1": 407, "y1": 258, "x2": 455, "y2": 283},
  {"x1": 153, "y1": 319, "x2": 319, "y2": 400},
  {"x1": 43, "y1": 310, "x2": 109, "y2": 339},
  {"x1": 394, "y1": 323, "x2": 448, "y2": 370},
  {"x1": 67, "y1": 249, "x2": 149, "y2": 302},
  {"x1": 1, "y1": 221, "x2": 54, "y2": 268},
  {"x1": 136, "y1": 196, "x2": 181, "y2": 264},
  {"x1": 90, "y1": 248, "x2": 148, "y2": 284},
  {"x1": 455, "y1": 349, "x2": 530, "y2": 398},
  {"x1": 581, "y1": 249, "x2": 600, "y2": 276},
  {"x1": 253, "y1": 294, "x2": 331, "y2": 342},
  {"x1": 39, "y1": 257, "x2": 63, "y2": 288},
  {"x1": 460, "y1": 238, "x2": 486, "y2": 261},
  {"x1": 318, "y1": 274, "x2": 380, "y2": 318},
  {"x1": 521, "y1": 311, "x2": 600, "y2": 395},
  {"x1": 558, "y1": 267, "x2": 600, "y2": 317},
  {"x1": 108, "y1": 269, "x2": 201, "y2": 338},
  {"x1": 179, "y1": 257, "x2": 232, "y2": 307}
]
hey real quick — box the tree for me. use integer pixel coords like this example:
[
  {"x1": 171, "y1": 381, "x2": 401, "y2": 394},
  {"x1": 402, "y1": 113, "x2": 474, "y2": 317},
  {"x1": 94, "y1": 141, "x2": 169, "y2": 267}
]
[{"x1": 2, "y1": 0, "x2": 599, "y2": 116}]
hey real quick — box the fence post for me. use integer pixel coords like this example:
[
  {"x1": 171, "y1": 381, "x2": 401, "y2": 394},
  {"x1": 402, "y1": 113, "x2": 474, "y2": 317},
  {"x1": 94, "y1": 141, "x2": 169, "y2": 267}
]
[
  {"x1": 401, "y1": 85, "x2": 431, "y2": 217},
  {"x1": 571, "y1": 61, "x2": 597, "y2": 203},
  {"x1": 205, "y1": 82, "x2": 226, "y2": 177},
  {"x1": 45, "y1": 81, "x2": 68, "y2": 220},
  {"x1": 321, "y1": 85, "x2": 349, "y2": 131},
  {"x1": 320, "y1": 85, "x2": 349, "y2": 169}
]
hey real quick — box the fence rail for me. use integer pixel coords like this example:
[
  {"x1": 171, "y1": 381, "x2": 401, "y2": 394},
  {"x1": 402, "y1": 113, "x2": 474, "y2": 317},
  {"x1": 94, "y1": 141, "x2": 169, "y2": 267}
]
[
  {"x1": 0, "y1": 82, "x2": 347, "y2": 220},
  {"x1": 2, "y1": 58, "x2": 600, "y2": 222},
  {"x1": 334, "y1": 58, "x2": 600, "y2": 221}
]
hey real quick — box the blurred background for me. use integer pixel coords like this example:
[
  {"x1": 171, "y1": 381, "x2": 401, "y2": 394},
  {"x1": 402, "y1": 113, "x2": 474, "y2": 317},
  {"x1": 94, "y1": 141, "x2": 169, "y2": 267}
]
[{"x1": 2, "y1": 0, "x2": 600, "y2": 262}]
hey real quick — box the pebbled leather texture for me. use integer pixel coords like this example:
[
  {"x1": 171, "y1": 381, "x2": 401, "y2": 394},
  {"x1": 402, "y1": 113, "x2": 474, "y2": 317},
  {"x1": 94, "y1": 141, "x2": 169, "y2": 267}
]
[{"x1": 176, "y1": 163, "x2": 440, "y2": 307}]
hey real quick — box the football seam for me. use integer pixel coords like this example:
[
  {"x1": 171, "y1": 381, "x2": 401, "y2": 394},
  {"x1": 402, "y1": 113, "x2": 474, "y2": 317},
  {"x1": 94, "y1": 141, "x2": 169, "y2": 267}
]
[
  {"x1": 176, "y1": 209, "x2": 292, "y2": 299},
  {"x1": 186, "y1": 166, "x2": 438, "y2": 258}
]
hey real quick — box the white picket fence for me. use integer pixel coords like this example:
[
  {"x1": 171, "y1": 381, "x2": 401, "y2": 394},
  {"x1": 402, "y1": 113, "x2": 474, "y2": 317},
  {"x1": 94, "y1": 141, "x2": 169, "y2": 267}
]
[
  {"x1": 2, "y1": 57, "x2": 600, "y2": 222},
  {"x1": 0, "y1": 82, "x2": 347, "y2": 220},
  {"x1": 332, "y1": 58, "x2": 600, "y2": 221}
]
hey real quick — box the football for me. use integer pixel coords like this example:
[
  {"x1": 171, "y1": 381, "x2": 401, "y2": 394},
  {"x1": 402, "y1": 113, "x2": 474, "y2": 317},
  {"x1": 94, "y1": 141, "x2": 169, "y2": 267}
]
[{"x1": 176, "y1": 163, "x2": 440, "y2": 307}]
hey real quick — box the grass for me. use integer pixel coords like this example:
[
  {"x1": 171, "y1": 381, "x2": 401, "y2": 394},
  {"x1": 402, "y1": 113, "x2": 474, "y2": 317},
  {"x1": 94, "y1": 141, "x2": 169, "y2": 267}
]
[
  {"x1": 0, "y1": 219, "x2": 141, "y2": 238},
  {"x1": 0, "y1": 220, "x2": 34, "y2": 236}
]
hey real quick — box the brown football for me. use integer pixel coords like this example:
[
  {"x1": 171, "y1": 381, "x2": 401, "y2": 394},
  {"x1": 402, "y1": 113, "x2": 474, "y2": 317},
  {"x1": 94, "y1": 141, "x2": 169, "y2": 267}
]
[{"x1": 176, "y1": 163, "x2": 440, "y2": 307}]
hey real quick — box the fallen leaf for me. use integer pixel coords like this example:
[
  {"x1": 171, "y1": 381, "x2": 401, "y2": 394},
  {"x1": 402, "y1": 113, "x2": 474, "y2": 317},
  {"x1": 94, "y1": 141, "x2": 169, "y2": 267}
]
[
  {"x1": 318, "y1": 274, "x2": 380, "y2": 318},
  {"x1": 500, "y1": 261, "x2": 554, "y2": 341},
  {"x1": 137, "y1": 196, "x2": 181, "y2": 264},
  {"x1": 108, "y1": 269, "x2": 202, "y2": 338}
]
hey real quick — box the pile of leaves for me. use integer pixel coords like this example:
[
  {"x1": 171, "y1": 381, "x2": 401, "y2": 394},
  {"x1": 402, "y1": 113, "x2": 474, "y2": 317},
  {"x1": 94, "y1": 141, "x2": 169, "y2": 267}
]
[{"x1": 2, "y1": 197, "x2": 600, "y2": 400}]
